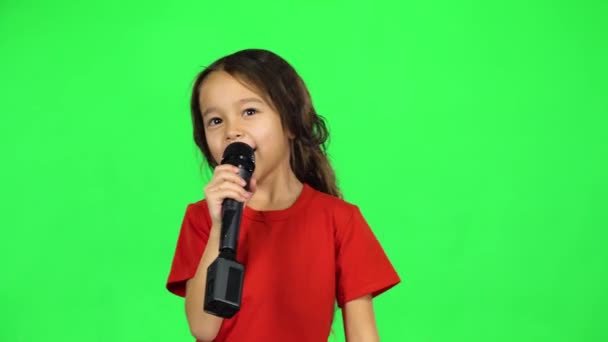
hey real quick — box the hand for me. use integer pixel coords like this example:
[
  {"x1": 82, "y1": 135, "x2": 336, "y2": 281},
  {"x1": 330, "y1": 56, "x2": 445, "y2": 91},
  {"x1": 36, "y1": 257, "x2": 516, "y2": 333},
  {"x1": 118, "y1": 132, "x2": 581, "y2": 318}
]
[{"x1": 204, "y1": 164, "x2": 257, "y2": 229}]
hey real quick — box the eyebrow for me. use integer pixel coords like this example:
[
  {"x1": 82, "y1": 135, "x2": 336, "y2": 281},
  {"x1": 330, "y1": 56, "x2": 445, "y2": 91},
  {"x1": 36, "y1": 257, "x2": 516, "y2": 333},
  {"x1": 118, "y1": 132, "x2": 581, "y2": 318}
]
[{"x1": 201, "y1": 97, "x2": 264, "y2": 118}]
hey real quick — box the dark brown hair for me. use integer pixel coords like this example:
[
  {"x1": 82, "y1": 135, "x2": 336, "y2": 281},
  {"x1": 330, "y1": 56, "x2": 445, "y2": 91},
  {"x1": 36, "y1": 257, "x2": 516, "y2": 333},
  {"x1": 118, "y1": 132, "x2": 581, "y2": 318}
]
[{"x1": 190, "y1": 49, "x2": 342, "y2": 199}]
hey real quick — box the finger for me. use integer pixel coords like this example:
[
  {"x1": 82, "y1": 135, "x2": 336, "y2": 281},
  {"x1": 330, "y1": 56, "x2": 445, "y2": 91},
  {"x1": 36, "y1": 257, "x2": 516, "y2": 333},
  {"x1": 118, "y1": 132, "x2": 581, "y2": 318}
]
[
  {"x1": 214, "y1": 164, "x2": 240, "y2": 171},
  {"x1": 224, "y1": 189, "x2": 250, "y2": 203},
  {"x1": 210, "y1": 188, "x2": 249, "y2": 203},
  {"x1": 210, "y1": 168, "x2": 247, "y2": 187},
  {"x1": 212, "y1": 164, "x2": 241, "y2": 178},
  {"x1": 248, "y1": 177, "x2": 257, "y2": 193},
  {"x1": 210, "y1": 182, "x2": 251, "y2": 201}
]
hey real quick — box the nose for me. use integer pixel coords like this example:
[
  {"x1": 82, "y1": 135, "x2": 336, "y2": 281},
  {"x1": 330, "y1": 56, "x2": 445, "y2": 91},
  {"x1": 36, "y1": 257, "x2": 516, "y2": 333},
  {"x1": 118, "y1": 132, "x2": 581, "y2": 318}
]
[{"x1": 224, "y1": 120, "x2": 244, "y2": 142}]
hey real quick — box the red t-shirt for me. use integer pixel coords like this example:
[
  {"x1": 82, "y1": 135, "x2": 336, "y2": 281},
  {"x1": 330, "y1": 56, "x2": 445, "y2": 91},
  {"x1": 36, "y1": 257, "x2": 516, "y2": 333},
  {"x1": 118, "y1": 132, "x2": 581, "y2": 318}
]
[{"x1": 166, "y1": 183, "x2": 400, "y2": 341}]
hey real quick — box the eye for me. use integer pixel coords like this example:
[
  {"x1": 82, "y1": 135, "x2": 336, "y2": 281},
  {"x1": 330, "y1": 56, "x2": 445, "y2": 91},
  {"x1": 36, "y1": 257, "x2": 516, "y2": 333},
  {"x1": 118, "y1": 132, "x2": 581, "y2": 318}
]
[
  {"x1": 207, "y1": 117, "x2": 222, "y2": 127},
  {"x1": 243, "y1": 108, "x2": 258, "y2": 116}
]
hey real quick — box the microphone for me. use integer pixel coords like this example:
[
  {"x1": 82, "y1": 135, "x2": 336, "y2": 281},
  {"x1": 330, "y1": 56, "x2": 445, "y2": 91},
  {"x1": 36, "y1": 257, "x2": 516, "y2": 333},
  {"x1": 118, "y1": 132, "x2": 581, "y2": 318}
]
[{"x1": 204, "y1": 142, "x2": 255, "y2": 318}]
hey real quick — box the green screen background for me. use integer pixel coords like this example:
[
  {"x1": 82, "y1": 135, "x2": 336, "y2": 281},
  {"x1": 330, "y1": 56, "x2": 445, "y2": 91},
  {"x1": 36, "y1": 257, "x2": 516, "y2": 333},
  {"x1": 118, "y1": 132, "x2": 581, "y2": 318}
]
[{"x1": 1, "y1": 0, "x2": 606, "y2": 341}]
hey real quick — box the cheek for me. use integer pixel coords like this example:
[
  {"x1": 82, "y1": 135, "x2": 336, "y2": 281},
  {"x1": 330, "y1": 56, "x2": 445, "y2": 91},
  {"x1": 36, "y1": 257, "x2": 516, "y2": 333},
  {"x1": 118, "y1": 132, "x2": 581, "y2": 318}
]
[
  {"x1": 260, "y1": 120, "x2": 287, "y2": 143},
  {"x1": 205, "y1": 136, "x2": 222, "y2": 164}
]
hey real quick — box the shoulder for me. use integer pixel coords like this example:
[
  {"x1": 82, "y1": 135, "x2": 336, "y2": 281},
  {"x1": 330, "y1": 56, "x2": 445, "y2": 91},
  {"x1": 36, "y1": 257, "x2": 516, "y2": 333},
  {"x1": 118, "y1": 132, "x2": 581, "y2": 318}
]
[
  {"x1": 182, "y1": 198, "x2": 213, "y2": 230},
  {"x1": 305, "y1": 187, "x2": 380, "y2": 248},
  {"x1": 305, "y1": 186, "x2": 361, "y2": 227},
  {"x1": 189, "y1": 198, "x2": 210, "y2": 212}
]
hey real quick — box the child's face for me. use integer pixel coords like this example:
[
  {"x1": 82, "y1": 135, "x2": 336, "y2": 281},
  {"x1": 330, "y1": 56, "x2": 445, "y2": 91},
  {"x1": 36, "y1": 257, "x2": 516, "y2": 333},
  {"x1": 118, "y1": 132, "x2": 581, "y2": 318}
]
[{"x1": 198, "y1": 71, "x2": 293, "y2": 182}]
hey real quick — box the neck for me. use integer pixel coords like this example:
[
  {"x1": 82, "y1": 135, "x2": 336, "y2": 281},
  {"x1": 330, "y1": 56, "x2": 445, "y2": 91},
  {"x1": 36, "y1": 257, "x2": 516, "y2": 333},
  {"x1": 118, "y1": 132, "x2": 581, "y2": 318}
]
[{"x1": 247, "y1": 165, "x2": 303, "y2": 211}]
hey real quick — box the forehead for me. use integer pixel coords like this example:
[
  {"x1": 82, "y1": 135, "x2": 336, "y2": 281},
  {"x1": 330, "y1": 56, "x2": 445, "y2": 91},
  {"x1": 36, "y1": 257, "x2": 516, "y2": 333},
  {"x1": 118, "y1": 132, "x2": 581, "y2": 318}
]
[{"x1": 198, "y1": 71, "x2": 265, "y2": 106}]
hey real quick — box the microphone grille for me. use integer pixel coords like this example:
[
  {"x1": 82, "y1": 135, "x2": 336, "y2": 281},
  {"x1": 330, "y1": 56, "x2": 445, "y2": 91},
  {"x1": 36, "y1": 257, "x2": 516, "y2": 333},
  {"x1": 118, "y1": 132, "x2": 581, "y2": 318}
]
[{"x1": 221, "y1": 142, "x2": 255, "y2": 171}]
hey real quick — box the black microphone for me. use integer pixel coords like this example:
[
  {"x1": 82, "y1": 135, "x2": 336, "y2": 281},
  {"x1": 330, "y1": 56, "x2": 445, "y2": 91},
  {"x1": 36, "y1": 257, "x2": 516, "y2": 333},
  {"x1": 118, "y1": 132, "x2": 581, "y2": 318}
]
[{"x1": 204, "y1": 142, "x2": 255, "y2": 318}]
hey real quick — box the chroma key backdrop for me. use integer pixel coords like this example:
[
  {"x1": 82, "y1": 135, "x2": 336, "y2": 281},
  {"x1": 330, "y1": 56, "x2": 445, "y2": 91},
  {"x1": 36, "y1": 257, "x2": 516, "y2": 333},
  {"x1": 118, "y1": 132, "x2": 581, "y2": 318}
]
[{"x1": 1, "y1": 0, "x2": 606, "y2": 341}]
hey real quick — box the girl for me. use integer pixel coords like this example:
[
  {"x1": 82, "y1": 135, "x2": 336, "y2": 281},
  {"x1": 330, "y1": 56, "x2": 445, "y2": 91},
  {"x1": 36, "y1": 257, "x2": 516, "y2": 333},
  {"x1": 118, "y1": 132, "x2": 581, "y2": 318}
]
[{"x1": 167, "y1": 49, "x2": 400, "y2": 341}]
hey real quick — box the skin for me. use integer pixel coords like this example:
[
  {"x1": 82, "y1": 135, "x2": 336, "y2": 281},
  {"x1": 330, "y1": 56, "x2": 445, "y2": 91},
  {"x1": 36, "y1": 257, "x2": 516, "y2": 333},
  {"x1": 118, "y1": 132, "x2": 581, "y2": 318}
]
[
  {"x1": 185, "y1": 70, "x2": 380, "y2": 341},
  {"x1": 198, "y1": 70, "x2": 301, "y2": 214}
]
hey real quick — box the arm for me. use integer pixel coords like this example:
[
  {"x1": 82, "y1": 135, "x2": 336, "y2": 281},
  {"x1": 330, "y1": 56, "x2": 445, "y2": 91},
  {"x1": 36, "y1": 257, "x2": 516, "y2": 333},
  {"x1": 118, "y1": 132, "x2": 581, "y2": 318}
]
[
  {"x1": 342, "y1": 294, "x2": 380, "y2": 342},
  {"x1": 184, "y1": 224, "x2": 224, "y2": 342}
]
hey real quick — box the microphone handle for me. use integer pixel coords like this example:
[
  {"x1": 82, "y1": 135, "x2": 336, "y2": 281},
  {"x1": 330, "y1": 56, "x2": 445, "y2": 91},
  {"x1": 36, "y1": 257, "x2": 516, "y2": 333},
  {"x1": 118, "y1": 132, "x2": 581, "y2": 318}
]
[
  {"x1": 218, "y1": 166, "x2": 251, "y2": 257},
  {"x1": 220, "y1": 198, "x2": 244, "y2": 256}
]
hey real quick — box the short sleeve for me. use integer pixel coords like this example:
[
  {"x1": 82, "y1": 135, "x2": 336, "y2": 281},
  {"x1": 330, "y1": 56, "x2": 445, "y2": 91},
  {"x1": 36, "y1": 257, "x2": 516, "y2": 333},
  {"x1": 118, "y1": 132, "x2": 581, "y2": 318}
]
[
  {"x1": 335, "y1": 205, "x2": 401, "y2": 308},
  {"x1": 166, "y1": 202, "x2": 212, "y2": 297}
]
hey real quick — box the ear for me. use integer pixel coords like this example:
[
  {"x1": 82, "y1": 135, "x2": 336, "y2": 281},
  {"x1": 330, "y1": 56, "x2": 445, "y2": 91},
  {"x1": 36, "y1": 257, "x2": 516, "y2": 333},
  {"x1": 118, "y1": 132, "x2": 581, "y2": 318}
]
[{"x1": 285, "y1": 126, "x2": 295, "y2": 140}]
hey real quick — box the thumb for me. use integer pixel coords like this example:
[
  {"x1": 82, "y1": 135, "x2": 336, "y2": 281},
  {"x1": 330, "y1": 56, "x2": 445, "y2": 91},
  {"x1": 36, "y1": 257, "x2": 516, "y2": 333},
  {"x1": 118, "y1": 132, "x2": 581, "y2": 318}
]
[
  {"x1": 244, "y1": 178, "x2": 257, "y2": 205},
  {"x1": 248, "y1": 177, "x2": 257, "y2": 194}
]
